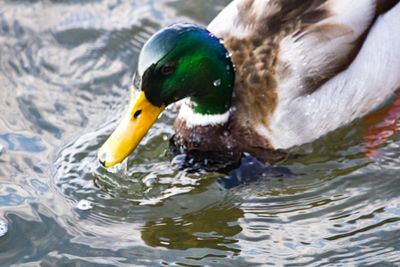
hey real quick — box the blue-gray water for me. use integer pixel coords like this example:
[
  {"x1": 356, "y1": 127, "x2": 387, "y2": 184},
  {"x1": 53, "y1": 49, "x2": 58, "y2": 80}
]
[{"x1": 0, "y1": 1, "x2": 400, "y2": 265}]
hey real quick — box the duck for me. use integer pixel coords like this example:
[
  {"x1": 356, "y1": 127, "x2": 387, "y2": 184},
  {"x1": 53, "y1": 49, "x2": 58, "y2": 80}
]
[{"x1": 98, "y1": 0, "x2": 400, "y2": 167}]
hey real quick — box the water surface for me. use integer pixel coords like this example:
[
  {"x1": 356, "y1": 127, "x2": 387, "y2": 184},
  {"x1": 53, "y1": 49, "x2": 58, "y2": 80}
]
[{"x1": 0, "y1": 1, "x2": 399, "y2": 265}]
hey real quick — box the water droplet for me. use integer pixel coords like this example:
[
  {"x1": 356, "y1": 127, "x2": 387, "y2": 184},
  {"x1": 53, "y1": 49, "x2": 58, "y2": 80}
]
[
  {"x1": 0, "y1": 219, "x2": 7, "y2": 237},
  {"x1": 143, "y1": 173, "x2": 157, "y2": 187},
  {"x1": 213, "y1": 79, "x2": 221, "y2": 87},
  {"x1": 225, "y1": 51, "x2": 232, "y2": 58},
  {"x1": 162, "y1": 135, "x2": 168, "y2": 141},
  {"x1": 77, "y1": 200, "x2": 92, "y2": 210},
  {"x1": 218, "y1": 37, "x2": 224, "y2": 44}
]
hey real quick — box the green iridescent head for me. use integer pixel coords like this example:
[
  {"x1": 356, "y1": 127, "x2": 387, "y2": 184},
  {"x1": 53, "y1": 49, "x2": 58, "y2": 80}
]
[
  {"x1": 134, "y1": 23, "x2": 235, "y2": 114},
  {"x1": 98, "y1": 23, "x2": 235, "y2": 167}
]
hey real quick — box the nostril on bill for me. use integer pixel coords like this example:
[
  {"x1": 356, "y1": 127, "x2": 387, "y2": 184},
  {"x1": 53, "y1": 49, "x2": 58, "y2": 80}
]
[{"x1": 133, "y1": 110, "x2": 142, "y2": 119}]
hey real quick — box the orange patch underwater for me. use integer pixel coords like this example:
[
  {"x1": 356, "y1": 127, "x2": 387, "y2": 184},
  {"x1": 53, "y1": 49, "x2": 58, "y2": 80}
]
[{"x1": 362, "y1": 90, "x2": 400, "y2": 158}]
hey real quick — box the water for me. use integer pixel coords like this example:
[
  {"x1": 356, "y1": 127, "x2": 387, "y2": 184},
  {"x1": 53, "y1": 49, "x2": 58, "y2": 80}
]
[{"x1": 0, "y1": 1, "x2": 400, "y2": 265}]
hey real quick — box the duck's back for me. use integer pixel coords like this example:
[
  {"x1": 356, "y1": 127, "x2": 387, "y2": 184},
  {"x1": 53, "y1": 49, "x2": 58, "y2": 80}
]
[{"x1": 207, "y1": 0, "x2": 400, "y2": 149}]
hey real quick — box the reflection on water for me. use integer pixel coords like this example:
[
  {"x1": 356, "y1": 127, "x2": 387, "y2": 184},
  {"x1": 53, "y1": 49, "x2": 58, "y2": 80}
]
[
  {"x1": 141, "y1": 204, "x2": 243, "y2": 253},
  {"x1": 0, "y1": 0, "x2": 399, "y2": 265}
]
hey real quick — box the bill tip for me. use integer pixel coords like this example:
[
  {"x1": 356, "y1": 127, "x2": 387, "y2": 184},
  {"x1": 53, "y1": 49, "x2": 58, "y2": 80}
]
[{"x1": 98, "y1": 152, "x2": 107, "y2": 167}]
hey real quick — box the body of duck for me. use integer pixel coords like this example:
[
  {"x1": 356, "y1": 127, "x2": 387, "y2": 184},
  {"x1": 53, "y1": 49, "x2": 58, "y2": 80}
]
[{"x1": 99, "y1": 0, "x2": 400, "y2": 167}]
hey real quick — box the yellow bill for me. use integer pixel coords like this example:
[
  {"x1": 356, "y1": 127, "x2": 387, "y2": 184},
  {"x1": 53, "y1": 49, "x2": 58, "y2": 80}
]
[{"x1": 98, "y1": 90, "x2": 165, "y2": 167}]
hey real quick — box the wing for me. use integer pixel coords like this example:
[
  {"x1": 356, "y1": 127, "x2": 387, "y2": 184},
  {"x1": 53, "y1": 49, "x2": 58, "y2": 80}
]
[
  {"x1": 209, "y1": 0, "x2": 397, "y2": 98},
  {"x1": 275, "y1": 0, "x2": 399, "y2": 100},
  {"x1": 265, "y1": 2, "x2": 400, "y2": 148},
  {"x1": 208, "y1": 0, "x2": 399, "y2": 149},
  {"x1": 208, "y1": 0, "x2": 381, "y2": 127}
]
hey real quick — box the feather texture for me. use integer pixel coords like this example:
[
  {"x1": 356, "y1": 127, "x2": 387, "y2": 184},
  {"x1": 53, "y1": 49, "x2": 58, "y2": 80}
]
[{"x1": 176, "y1": 0, "x2": 400, "y2": 156}]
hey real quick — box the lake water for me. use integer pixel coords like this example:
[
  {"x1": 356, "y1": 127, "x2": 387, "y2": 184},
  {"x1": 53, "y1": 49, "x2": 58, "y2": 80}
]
[{"x1": 0, "y1": 1, "x2": 399, "y2": 265}]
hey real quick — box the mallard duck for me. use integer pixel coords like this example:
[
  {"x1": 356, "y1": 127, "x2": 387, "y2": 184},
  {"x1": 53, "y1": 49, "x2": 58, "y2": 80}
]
[{"x1": 98, "y1": 0, "x2": 400, "y2": 167}]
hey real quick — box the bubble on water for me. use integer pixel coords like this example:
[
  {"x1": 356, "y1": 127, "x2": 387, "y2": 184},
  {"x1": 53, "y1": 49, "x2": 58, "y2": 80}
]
[
  {"x1": 0, "y1": 220, "x2": 7, "y2": 237},
  {"x1": 143, "y1": 173, "x2": 157, "y2": 187},
  {"x1": 105, "y1": 158, "x2": 128, "y2": 176},
  {"x1": 76, "y1": 200, "x2": 92, "y2": 210},
  {"x1": 213, "y1": 79, "x2": 221, "y2": 87}
]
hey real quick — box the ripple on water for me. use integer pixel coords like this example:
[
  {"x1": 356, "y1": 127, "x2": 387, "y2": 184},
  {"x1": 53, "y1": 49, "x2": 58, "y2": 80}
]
[
  {"x1": 53, "y1": 108, "x2": 225, "y2": 216},
  {"x1": 51, "y1": 99, "x2": 400, "y2": 264},
  {"x1": 3, "y1": 0, "x2": 393, "y2": 264},
  {"x1": 0, "y1": 133, "x2": 46, "y2": 153}
]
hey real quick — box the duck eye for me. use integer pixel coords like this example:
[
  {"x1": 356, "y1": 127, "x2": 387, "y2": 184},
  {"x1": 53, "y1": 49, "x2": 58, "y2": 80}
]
[{"x1": 160, "y1": 62, "x2": 177, "y2": 76}]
